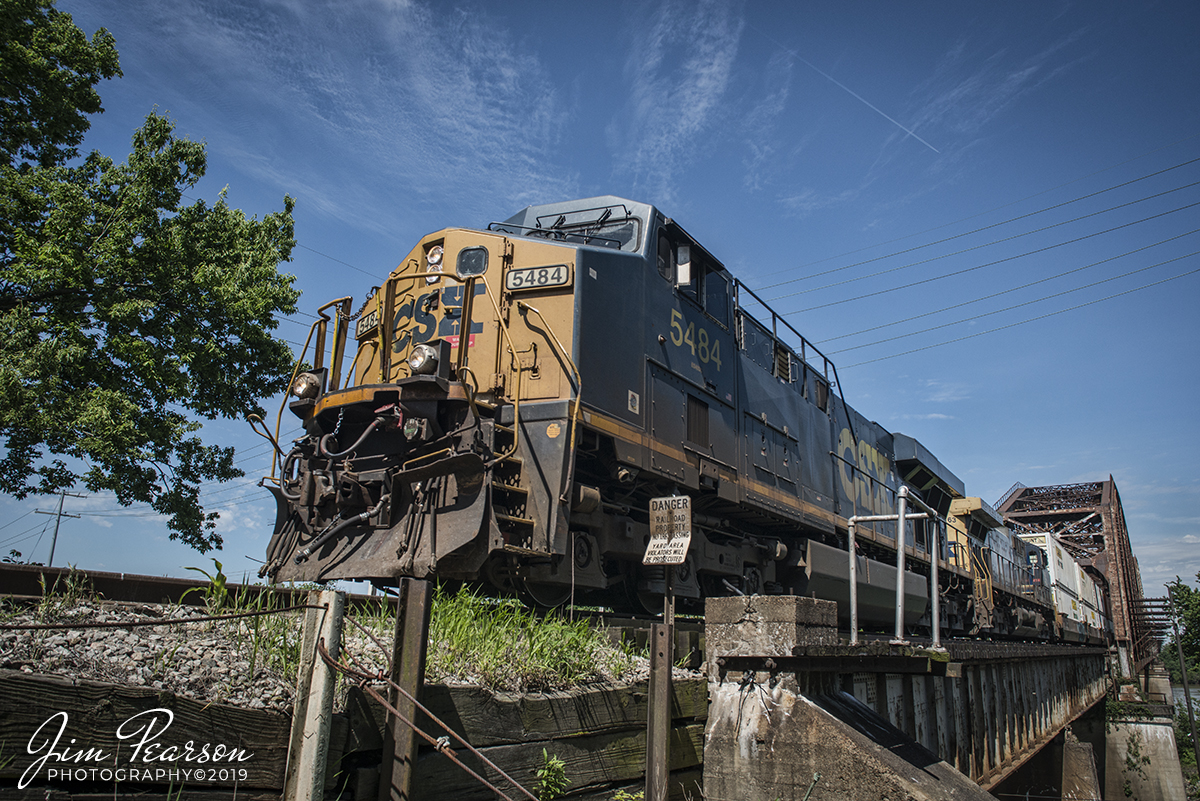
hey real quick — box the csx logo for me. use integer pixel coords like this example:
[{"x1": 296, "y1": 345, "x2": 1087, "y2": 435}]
[
  {"x1": 837, "y1": 428, "x2": 892, "y2": 514},
  {"x1": 393, "y1": 285, "x2": 486, "y2": 352}
]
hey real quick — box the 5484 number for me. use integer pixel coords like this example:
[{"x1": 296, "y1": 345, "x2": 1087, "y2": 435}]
[{"x1": 670, "y1": 309, "x2": 722, "y2": 370}]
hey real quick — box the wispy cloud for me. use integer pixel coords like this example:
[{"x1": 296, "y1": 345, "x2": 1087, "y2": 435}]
[
  {"x1": 611, "y1": 0, "x2": 744, "y2": 205},
  {"x1": 903, "y1": 28, "x2": 1089, "y2": 152},
  {"x1": 107, "y1": 0, "x2": 578, "y2": 231},
  {"x1": 923, "y1": 379, "x2": 971, "y2": 404},
  {"x1": 778, "y1": 187, "x2": 861, "y2": 218},
  {"x1": 1131, "y1": 536, "x2": 1200, "y2": 595},
  {"x1": 742, "y1": 51, "x2": 794, "y2": 192}
]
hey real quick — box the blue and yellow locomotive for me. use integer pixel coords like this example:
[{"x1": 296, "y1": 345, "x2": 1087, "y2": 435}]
[{"x1": 259, "y1": 196, "x2": 1104, "y2": 640}]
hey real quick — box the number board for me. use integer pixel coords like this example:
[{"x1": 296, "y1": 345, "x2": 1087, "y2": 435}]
[
  {"x1": 355, "y1": 307, "x2": 379, "y2": 339},
  {"x1": 504, "y1": 264, "x2": 572, "y2": 291},
  {"x1": 644, "y1": 496, "x2": 692, "y2": 565}
]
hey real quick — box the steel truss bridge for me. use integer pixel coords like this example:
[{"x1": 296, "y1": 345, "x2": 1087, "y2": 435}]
[{"x1": 997, "y1": 477, "x2": 1156, "y2": 675}]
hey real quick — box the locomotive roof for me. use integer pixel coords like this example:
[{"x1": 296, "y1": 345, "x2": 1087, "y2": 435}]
[
  {"x1": 502, "y1": 195, "x2": 655, "y2": 227},
  {"x1": 893, "y1": 432, "x2": 966, "y2": 497},
  {"x1": 499, "y1": 196, "x2": 657, "y2": 255}
]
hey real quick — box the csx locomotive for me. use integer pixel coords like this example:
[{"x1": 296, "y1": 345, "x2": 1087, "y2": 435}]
[{"x1": 258, "y1": 196, "x2": 1109, "y2": 641}]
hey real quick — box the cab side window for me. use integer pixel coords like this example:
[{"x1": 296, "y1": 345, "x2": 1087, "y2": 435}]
[
  {"x1": 656, "y1": 227, "x2": 730, "y2": 328},
  {"x1": 705, "y1": 270, "x2": 729, "y2": 328},
  {"x1": 657, "y1": 233, "x2": 674, "y2": 281}
]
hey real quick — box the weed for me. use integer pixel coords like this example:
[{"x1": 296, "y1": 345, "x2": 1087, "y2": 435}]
[
  {"x1": 182, "y1": 559, "x2": 229, "y2": 613},
  {"x1": 1121, "y1": 729, "x2": 1151, "y2": 799},
  {"x1": 613, "y1": 789, "x2": 644, "y2": 801},
  {"x1": 227, "y1": 584, "x2": 303, "y2": 680},
  {"x1": 35, "y1": 565, "x2": 95, "y2": 621},
  {"x1": 533, "y1": 747, "x2": 568, "y2": 801}
]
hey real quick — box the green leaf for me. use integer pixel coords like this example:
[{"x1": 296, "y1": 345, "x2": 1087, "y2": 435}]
[{"x1": 0, "y1": 2, "x2": 300, "y2": 551}]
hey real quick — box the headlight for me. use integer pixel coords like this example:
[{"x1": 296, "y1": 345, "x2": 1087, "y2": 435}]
[
  {"x1": 426, "y1": 245, "x2": 443, "y2": 284},
  {"x1": 291, "y1": 372, "x2": 322, "y2": 399},
  {"x1": 408, "y1": 343, "x2": 439, "y2": 375}
]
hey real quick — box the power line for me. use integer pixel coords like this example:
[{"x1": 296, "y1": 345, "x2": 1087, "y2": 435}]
[
  {"x1": 753, "y1": 136, "x2": 1200, "y2": 284},
  {"x1": 841, "y1": 265, "x2": 1200, "y2": 368},
  {"x1": 818, "y1": 227, "x2": 1200, "y2": 344},
  {"x1": 296, "y1": 243, "x2": 387, "y2": 280},
  {"x1": 0, "y1": 524, "x2": 50, "y2": 556},
  {"x1": 770, "y1": 178, "x2": 1200, "y2": 302},
  {"x1": 828, "y1": 249, "x2": 1199, "y2": 355},
  {"x1": 80, "y1": 489, "x2": 272, "y2": 518},
  {"x1": 70, "y1": 425, "x2": 303, "y2": 515},
  {"x1": 0, "y1": 510, "x2": 35, "y2": 532},
  {"x1": 28, "y1": 519, "x2": 50, "y2": 564},
  {"x1": 0, "y1": 520, "x2": 51, "y2": 549},
  {"x1": 784, "y1": 198, "x2": 1200, "y2": 314}
]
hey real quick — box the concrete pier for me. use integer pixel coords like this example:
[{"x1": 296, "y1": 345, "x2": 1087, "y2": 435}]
[{"x1": 1105, "y1": 713, "x2": 1187, "y2": 801}]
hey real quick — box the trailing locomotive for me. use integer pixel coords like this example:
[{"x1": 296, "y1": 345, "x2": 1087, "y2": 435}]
[{"x1": 257, "y1": 196, "x2": 1106, "y2": 640}]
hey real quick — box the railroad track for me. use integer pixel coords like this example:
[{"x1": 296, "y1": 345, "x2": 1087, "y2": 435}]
[
  {"x1": 0, "y1": 563, "x2": 710, "y2": 667},
  {"x1": 0, "y1": 562, "x2": 387, "y2": 610},
  {"x1": 1, "y1": 563, "x2": 1089, "y2": 670}
]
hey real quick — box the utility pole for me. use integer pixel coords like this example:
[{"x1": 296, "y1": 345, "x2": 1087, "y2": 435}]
[
  {"x1": 33, "y1": 491, "x2": 84, "y2": 567},
  {"x1": 1168, "y1": 584, "x2": 1200, "y2": 772}
]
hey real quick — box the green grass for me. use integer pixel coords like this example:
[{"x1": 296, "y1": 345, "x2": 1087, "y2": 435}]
[
  {"x1": 421, "y1": 584, "x2": 640, "y2": 692},
  {"x1": 35, "y1": 565, "x2": 96, "y2": 621},
  {"x1": 182, "y1": 559, "x2": 305, "y2": 681},
  {"x1": 345, "y1": 584, "x2": 644, "y2": 692}
]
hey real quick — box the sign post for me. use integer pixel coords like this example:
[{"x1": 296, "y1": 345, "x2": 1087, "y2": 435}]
[{"x1": 644, "y1": 495, "x2": 691, "y2": 801}]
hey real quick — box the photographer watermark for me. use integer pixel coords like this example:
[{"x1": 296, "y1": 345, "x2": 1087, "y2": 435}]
[{"x1": 20, "y1": 708, "x2": 253, "y2": 789}]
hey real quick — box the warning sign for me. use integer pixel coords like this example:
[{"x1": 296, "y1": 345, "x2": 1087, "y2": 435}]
[{"x1": 644, "y1": 495, "x2": 692, "y2": 565}]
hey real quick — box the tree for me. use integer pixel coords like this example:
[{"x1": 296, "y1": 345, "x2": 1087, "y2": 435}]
[
  {"x1": 0, "y1": 1, "x2": 300, "y2": 551},
  {"x1": 1167, "y1": 572, "x2": 1200, "y2": 685}
]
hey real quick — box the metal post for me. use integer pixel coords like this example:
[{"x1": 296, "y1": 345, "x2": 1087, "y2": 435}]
[
  {"x1": 646, "y1": 566, "x2": 674, "y2": 801},
  {"x1": 893, "y1": 487, "x2": 909, "y2": 644},
  {"x1": 49, "y1": 492, "x2": 66, "y2": 568},
  {"x1": 380, "y1": 578, "x2": 434, "y2": 801},
  {"x1": 931, "y1": 519, "x2": 942, "y2": 649},
  {"x1": 848, "y1": 520, "x2": 859, "y2": 645},
  {"x1": 1169, "y1": 585, "x2": 1200, "y2": 771},
  {"x1": 285, "y1": 589, "x2": 346, "y2": 801}
]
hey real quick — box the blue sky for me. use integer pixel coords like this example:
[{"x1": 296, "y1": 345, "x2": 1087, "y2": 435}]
[{"x1": 4, "y1": 0, "x2": 1198, "y2": 600}]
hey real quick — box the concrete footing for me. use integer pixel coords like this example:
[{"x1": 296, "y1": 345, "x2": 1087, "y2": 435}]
[
  {"x1": 705, "y1": 679, "x2": 993, "y2": 800},
  {"x1": 1105, "y1": 716, "x2": 1187, "y2": 801},
  {"x1": 1061, "y1": 729, "x2": 1101, "y2": 800},
  {"x1": 703, "y1": 596, "x2": 991, "y2": 800}
]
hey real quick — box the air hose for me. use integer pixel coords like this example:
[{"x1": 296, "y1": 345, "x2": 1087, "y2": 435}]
[{"x1": 293, "y1": 500, "x2": 384, "y2": 564}]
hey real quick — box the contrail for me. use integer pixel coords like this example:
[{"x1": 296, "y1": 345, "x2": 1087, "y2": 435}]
[{"x1": 749, "y1": 23, "x2": 940, "y2": 154}]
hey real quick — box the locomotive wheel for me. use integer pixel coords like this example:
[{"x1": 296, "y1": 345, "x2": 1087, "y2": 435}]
[
  {"x1": 482, "y1": 555, "x2": 519, "y2": 595},
  {"x1": 625, "y1": 578, "x2": 663, "y2": 616},
  {"x1": 515, "y1": 579, "x2": 572, "y2": 610}
]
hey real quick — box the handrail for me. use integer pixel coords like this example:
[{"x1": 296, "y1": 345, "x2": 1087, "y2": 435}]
[
  {"x1": 515, "y1": 301, "x2": 582, "y2": 503},
  {"x1": 265, "y1": 296, "x2": 352, "y2": 479},
  {"x1": 734, "y1": 279, "x2": 860, "y2": 460}
]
